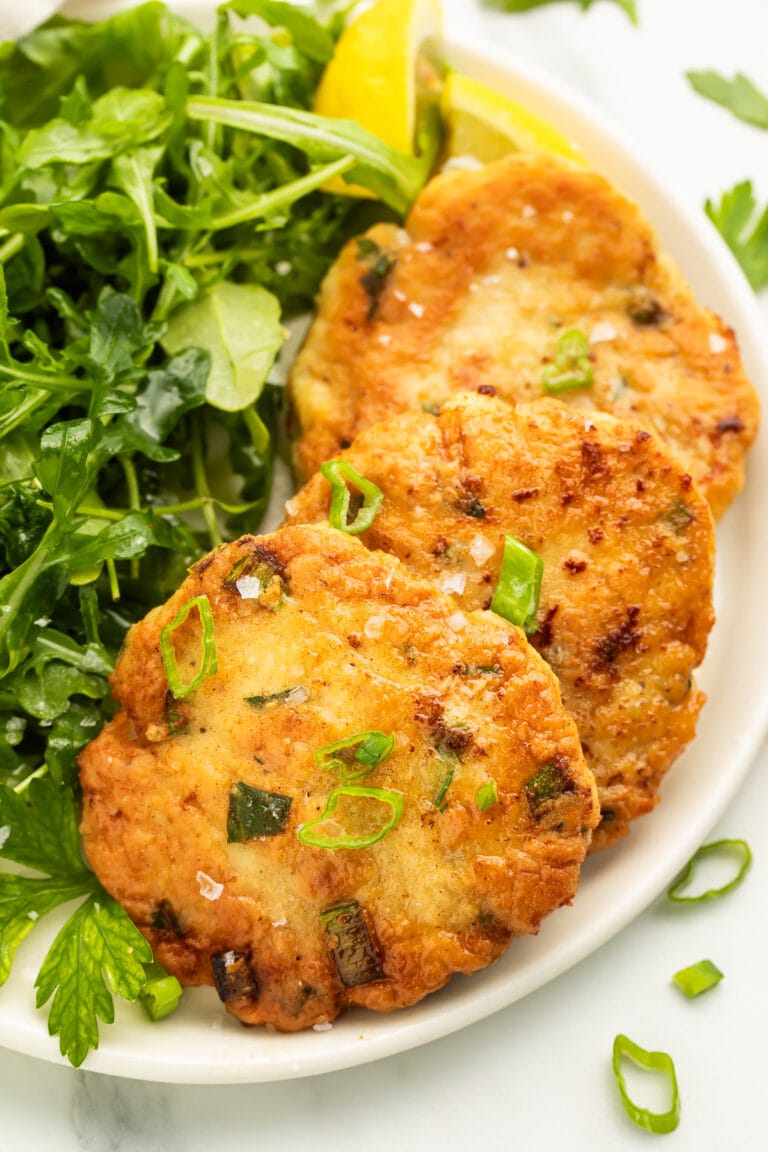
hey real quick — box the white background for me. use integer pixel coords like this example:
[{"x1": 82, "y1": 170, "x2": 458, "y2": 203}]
[{"x1": 1, "y1": 0, "x2": 768, "y2": 1147}]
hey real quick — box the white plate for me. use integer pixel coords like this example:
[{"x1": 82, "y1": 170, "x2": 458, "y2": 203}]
[{"x1": 2, "y1": 2, "x2": 767, "y2": 1084}]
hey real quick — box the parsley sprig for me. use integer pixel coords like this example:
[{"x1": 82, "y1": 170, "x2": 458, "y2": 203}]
[
  {"x1": 0, "y1": 777, "x2": 151, "y2": 1067},
  {"x1": 686, "y1": 71, "x2": 768, "y2": 289},
  {"x1": 483, "y1": 0, "x2": 638, "y2": 23}
]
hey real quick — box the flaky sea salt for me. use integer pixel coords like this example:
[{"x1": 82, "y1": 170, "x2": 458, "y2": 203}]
[
  {"x1": 590, "y1": 321, "x2": 617, "y2": 344},
  {"x1": 313, "y1": 1022, "x2": 333, "y2": 1032},
  {"x1": 469, "y1": 535, "x2": 495, "y2": 565},
  {"x1": 522, "y1": 204, "x2": 537, "y2": 219},
  {"x1": 447, "y1": 611, "x2": 468, "y2": 632},
  {"x1": 505, "y1": 247, "x2": 519, "y2": 261},
  {"x1": 408, "y1": 301, "x2": 424, "y2": 318},
  {"x1": 415, "y1": 241, "x2": 433, "y2": 253},
  {"x1": 377, "y1": 333, "x2": 393, "y2": 346},
  {"x1": 562, "y1": 210, "x2": 574, "y2": 223},
  {"x1": 364, "y1": 614, "x2": 387, "y2": 638},
  {"x1": 236, "y1": 575, "x2": 264, "y2": 600},
  {"x1": 440, "y1": 572, "x2": 467, "y2": 595},
  {"x1": 709, "y1": 332, "x2": 728, "y2": 353},
  {"x1": 272, "y1": 917, "x2": 288, "y2": 928},
  {"x1": 442, "y1": 154, "x2": 483, "y2": 171},
  {"x1": 197, "y1": 871, "x2": 224, "y2": 902}
]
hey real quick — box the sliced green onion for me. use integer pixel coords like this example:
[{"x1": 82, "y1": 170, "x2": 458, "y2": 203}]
[
  {"x1": 490, "y1": 534, "x2": 543, "y2": 634},
  {"x1": 320, "y1": 460, "x2": 383, "y2": 535},
  {"x1": 227, "y1": 782, "x2": 293, "y2": 841},
  {"x1": 672, "y1": 959, "x2": 724, "y2": 999},
  {"x1": 612, "y1": 1034, "x2": 680, "y2": 1135},
  {"x1": 160, "y1": 594, "x2": 218, "y2": 699},
  {"x1": 541, "y1": 327, "x2": 594, "y2": 393},
  {"x1": 667, "y1": 838, "x2": 752, "y2": 903},
  {"x1": 138, "y1": 962, "x2": 183, "y2": 1022},
  {"x1": 245, "y1": 685, "x2": 309, "y2": 708},
  {"x1": 297, "y1": 785, "x2": 404, "y2": 850},
  {"x1": 320, "y1": 901, "x2": 384, "y2": 987},
  {"x1": 315, "y1": 731, "x2": 395, "y2": 781},
  {"x1": 434, "y1": 762, "x2": 455, "y2": 812},
  {"x1": 476, "y1": 779, "x2": 498, "y2": 812}
]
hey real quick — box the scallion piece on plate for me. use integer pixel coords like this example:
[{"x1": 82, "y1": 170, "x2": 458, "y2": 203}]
[
  {"x1": 297, "y1": 785, "x2": 404, "y2": 850},
  {"x1": 667, "y1": 838, "x2": 752, "y2": 902},
  {"x1": 476, "y1": 779, "x2": 498, "y2": 812},
  {"x1": 138, "y1": 962, "x2": 183, "y2": 1022},
  {"x1": 541, "y1": 327, "x2": 594, "y2": 393},
  {"x1": 320, "y1": 460, "x2": 383, "y2": 534},
  {"x1": 160, "y1": 594, "x2": 218, "y2": 699},
  {"x1": 227, "y1": 782, "x2": 293, "y2": 842},
  {"x1": 490, "y1": 534, "x2": 543, "y2": 634},
  {"x1": 672, "y1": 959, "x2": 724, "y2": 999},
  {"x1": 315, "y1": 731, "x2": 395, "y2": 781},
  {"x1": 612, "y1": 1034, "x2": 681, "y2": 1135}
]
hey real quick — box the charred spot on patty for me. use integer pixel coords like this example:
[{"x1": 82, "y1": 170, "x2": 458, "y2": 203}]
[
  {"x1": 593, "y1": 605, "x2": 642, "y2": 670},
  {"x1": 211, "y1": 949, "x2": 259, "y2": 1003}
]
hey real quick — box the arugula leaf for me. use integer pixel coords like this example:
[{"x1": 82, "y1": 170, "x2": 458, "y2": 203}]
[
  {"x1": 706, "y1": 181, "x2": 768, "y2": 291},
  {"x1": 35, "y1": 891, "x2": 153, "y2": 1068},
  {"x1": 483, "y1": 0, "x2": 638, "y2": 21},
  {"x1": 185, "y1": 96, "x2": 428, "y2": 214},
  {"x1": 162, "y1": 281, "x2": 284, "y2": 411},
  {"x1": 687, "y1": 71, "x2": 768, "y2": 130},
  {"x1": 226, "y1": 1, "x2": 336, "y2": 63}
]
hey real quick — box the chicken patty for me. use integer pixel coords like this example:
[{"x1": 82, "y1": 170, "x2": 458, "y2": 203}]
[
  {"x1": 79, "y1": 522, "x2": 598, "y2": 1031},
  {"x1": 289, "y1": 153, "x2": 758, "y2": 517},
  {"x1": 285, "y1": 396, "x2": 715, "y2": 850}
]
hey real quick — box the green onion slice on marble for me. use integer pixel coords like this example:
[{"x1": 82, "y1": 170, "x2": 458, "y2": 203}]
[
  {"x1": 612, "y1": 1034, "x2": 681, "y2": 1135},
  {"x1": 667, "y1": 838, "x2": 752, "y2": 903},
  {"x1": 160, "y1": 594, "x2": 218, "y2": 699},
  {"x1": 672, "y1": 959, "x2": 724, "y2": 999},
  {"x1": 490, "y1": 534, "x2": 543, "y2": 634},
  {"x1": 320, "y1": 460, "x2": 383, "y2": 534},
  {"x1": 315, "y1": 731, "x2": 395, "y2": 781},
  {"x1": 541, "y1": 327, "x2": 594, "y2": 393},
  {"x1": 297, "y1": 785, "x2": 404, "y2": 850}
]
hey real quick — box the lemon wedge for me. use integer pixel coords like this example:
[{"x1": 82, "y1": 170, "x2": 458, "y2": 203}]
[
  {"x1": 441, "y1": 71, "x2": 585, "y2": 165},
  {"x1": 314, "y1": 0, "x2": 442, "y2": 195}
]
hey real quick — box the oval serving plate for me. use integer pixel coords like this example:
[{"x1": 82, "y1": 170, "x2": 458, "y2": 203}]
[{"x1": 1, "y1": 0, "x2": 767, "y2": 1083}]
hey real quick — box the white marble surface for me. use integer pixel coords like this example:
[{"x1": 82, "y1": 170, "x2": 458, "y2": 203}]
[{"x1": 2, "y1": 0, "x2": 768, "y2": 1146}]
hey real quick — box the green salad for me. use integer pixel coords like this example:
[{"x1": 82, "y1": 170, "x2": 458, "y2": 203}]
[{"x1": 0, "y1": 0, "x2": 433, "y2": 1068}]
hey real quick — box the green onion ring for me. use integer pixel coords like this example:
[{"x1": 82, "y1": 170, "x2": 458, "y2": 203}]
[
  {"x1": 138, "y1": 963, "x2": 183, "y2": 1022},
  {"x1": 667, "y1": 838, "x2": 752, "y2": 903},
  {"x1": 297, "y1": 785, "x2": 404, "y2": 850},
  {"x1": 541, "y1": 327, "x2": 594, "y2": 394},
  {"x1": 320, "y1": 460, "x2": 383, "y2": 534},
  {"x1": 612, "y1": 1034, "x2": 680, "y2": 1135},
  {"x1": 672, "y1": 959, "x2": 724, "y2": 999},
  {"x1": 315, "y1": 731, "x2": 395, "y2": 781},
  {"x1": 160, "y1": 594, "x2": 218, "y2": 699},
  {"x1": 490, "y1": 533, "x2": 543, "y2": 634}
]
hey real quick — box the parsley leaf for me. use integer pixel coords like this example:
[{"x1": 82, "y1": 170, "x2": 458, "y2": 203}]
[
  {"x1": 35, "y1": 892, "x2": 153, "y2": 1068},
  {"x1": 706, "y1": 181, "x2": 768, "y2": 291},
  {"x1": 0, "y1": 777, "x2": 87, "y2": 877},
  {"x1": 483, "y1": 0, "x2": 638, "y2": 23},
  {"x1": 0, "y1": 874, "x2": 92, "y2": 986},
  {"x1": 686, "y1": 71, "x2": 768, "y2": 130}
]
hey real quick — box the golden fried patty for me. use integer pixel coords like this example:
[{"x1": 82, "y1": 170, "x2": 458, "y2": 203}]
[
  {"x1": 286, "y1": 396, "x2": 715, "y2": 850},
  {"x1": 289, "y1": 153, "x2": 758, "y2": 517},
  {"x1": 79, "y1": 523, "x2": 598, "y2": 1031}
]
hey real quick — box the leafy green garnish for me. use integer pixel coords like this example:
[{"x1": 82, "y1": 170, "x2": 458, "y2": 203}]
[
  {"x1": 686, "y1": 71, "x2": 768, "y2": 129},
  {"x1": 483, "y1": 0, "x2": 638, "y2": 24},
  {"x1": 0, "y1": 778, "x2": 152, "y2": 1067},
  {"x1": 0, "y1": 0, "x2": 426, "y2": 1067},
  {"x1": 705, "y1": 182, "x2": 768, "y2": 291}
]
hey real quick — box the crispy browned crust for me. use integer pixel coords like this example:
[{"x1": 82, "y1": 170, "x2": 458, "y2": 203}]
[
  {"x1": 289, "y1": 154, "x2": 759, "y2": 517},
  {"x1": 285, "y1": 396, "x2": 715, "y2": 850},
  {"x1": 79, "y1": 523, "x2": 597, "y2": 1030}
]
